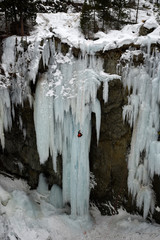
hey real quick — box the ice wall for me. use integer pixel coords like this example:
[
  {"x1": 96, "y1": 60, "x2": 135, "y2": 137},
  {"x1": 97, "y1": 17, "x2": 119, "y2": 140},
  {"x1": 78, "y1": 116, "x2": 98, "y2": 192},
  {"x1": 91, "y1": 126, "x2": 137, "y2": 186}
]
[
  {"x1": 122, "y1": 45, "x2": 160, "y2": 218},
  {"x1": 1, "y1": 36, "x2": 112, "y2": 219},
  {"x1": 34, "y1": 43, "x2": 104, "y2": 218}
]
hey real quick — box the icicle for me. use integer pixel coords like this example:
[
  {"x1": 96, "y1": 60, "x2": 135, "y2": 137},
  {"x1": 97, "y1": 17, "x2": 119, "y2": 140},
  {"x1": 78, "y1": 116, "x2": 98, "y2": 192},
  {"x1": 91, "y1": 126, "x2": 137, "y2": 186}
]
[
  {"x1": 34, "y1": 76, "x2": 48, "y2": 164},
  {"x1": 42, "y1": 39, "x2": 50, "y2": 68},
  {"x1": 0, "y1": 88, "x2": 12, "y2": 149},
  {"x1": 103, "y1": 81, "x2": 108, "y2": 103}
]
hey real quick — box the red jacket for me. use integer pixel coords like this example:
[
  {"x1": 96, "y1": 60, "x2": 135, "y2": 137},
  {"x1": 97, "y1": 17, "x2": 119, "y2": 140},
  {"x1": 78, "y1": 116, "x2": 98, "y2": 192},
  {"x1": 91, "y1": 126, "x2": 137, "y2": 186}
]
[{"x1": 77, "y1": 132, "x2": 83, "y2": 137}]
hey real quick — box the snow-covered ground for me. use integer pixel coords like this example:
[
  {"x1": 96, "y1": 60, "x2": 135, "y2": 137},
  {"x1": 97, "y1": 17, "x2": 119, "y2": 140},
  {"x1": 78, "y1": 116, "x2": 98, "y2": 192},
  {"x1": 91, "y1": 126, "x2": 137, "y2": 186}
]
[
  {"x1": 33, "y1": 7, "x2": 160, "y2": 54},
  {"x1": 0, "y1": 174, "x2": 160, "y2": 240}
]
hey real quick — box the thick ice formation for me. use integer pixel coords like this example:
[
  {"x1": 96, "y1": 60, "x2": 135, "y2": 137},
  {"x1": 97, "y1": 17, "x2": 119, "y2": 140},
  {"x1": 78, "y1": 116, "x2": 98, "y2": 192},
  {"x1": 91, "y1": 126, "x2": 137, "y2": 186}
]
[
  {"x1": 33, "y1": 40, "x2": 104, "y2": 218},
  {"x1": 1, "y1": 36, "x2": 111, "y2": 219},
  {"x1": 122, "y1": 44, "x2": 160, "y2": 218}
]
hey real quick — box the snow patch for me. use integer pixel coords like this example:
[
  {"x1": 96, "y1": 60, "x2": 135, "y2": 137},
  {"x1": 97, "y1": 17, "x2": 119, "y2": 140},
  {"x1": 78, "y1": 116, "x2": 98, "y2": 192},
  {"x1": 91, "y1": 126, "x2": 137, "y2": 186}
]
[
  {"x1": 144, "y1": 17, "x2": 158, "y2": 30},
  {"x1": 0, "y1": 185, "x2": 11, "y2": 206}
]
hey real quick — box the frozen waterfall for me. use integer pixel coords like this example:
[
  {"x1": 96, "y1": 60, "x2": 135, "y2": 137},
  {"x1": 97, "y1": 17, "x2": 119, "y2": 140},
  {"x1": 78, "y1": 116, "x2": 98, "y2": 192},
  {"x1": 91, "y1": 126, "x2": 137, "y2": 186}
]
[
  {"x1": 122, "y1": 44, "x2": 160, "y2": 218},
  {"x1": 2, "y1": 34, "x2": 160, "y2": 220},
  {"x1": 1, "y1": 36, "x2": 111, "y2": 219},
  {"x1": 34, "y1": 46, "x2": 103, "y2": 218}
]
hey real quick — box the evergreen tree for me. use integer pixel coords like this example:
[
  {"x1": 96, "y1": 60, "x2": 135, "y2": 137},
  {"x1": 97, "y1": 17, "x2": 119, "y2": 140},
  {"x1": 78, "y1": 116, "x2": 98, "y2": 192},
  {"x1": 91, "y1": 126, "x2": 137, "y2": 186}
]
[
  {"x1": 95, "y1": 0, "x2": 111, "y2": 30},
  {"x1": 15, "y1": 0, "x2": 37, "y2": 35},
  {"x1": 88, "y1": 0, "x2": 98, "y2": 33},
  {"x1": 0, "y1": 0, "x2": 38, "y2": 35},
  {"x1": 0, "y1": 0, "x2": 13, "y2": 33},
  {"x1": 80, "y1": 0, "x2": 94, "y2": 39},
  {"x1": 80, "y1": 0, "x2": 129, "y2": 34},
  {"x1": 112, "y1": 0, "x2": 127, "y2": 29}
]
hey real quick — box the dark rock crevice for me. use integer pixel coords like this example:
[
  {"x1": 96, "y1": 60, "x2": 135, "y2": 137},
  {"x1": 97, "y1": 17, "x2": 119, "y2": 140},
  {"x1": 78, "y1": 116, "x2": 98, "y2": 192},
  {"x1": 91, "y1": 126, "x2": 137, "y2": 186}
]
[
  {"x1": 90, "y1": 79, "x2": 132, "y2": 214},
  {"x1": 0, "y1": 100, "x2": 62, "y2": 189}
]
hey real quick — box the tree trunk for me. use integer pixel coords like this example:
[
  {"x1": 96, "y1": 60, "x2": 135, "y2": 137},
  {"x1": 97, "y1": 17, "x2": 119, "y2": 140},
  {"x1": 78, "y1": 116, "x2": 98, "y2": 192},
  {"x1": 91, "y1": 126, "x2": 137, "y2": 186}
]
[
  {"x1": 4, "y1": 11, "x2": 8, "y2": 34},
  {"x1": 12, "y1": 2, "x2": 17, "y2": 23},
  {"x1": 20, "y1": 14, "x2": 24, "y2": 36},
  {"x1": 12, "y1": 2, "x2": 19, "y2": 34},
  {"x1": 102, "y1": 10, "x2": 105, "y2": 31}
]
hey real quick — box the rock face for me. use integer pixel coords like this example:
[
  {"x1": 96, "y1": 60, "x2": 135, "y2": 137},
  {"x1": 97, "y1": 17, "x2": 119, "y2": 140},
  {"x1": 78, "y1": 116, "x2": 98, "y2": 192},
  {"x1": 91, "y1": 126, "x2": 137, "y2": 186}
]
[
  {"x1": 0, "y1": 101, "x2": 62, "y2": 189},
  {"x1": 0, "y1": 101, "x2": 40, "y2": 188},
  {"x1": 139, "y1": 24, "x2": 156, "y2": 36},
  {"x1": 90, "y1": 80, "x2": 132, "y2": 214}
]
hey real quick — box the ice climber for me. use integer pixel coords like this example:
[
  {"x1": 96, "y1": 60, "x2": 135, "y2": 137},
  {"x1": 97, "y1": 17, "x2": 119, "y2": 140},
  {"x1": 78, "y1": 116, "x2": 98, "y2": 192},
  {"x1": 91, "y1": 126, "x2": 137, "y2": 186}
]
[{"x1": 77, "y1": 130, "x2": 83, "y2": 137}]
